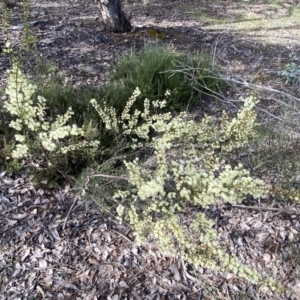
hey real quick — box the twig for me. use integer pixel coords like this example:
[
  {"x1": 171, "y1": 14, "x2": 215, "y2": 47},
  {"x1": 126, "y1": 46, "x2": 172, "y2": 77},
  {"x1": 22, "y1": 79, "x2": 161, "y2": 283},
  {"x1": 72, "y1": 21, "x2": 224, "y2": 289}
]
[
  {"x1": 221, "y1": 76, "x2": 300, "y2": 103},
  {"x1": 91, "y1": 195, "x2": 116, "y2": 217},
  {"x1": 111, "y1": 229, "x2": 133, "y2": 243},
  {"x1": 263, "y1": 200, "x2": 275, "y2": 222},
  {"x1": 179, "y1": 249, "x2": 188, "y2": 285},
  {"x1": 88, "y1": 173, "x2": 129, "y2": 181},
  {"x1": 127, "y1": 263, "x2": 151, "y2": 285},
  {"x1": 232, "y1": 204, "x2": 300, "y2": 215},
  {"x1": 256, "y1": 106, "x2": 286, "y2": 122},
  {"x1": 257, "y1": 197, "x2": 263, "y2": 221},
  {"x1": 63, "y1": 171, "x2": 129, "y2": 230},
  {"x1": 62, "y1": 194, "x2": 79, "y2": 230},
  {"x1": 84, "y1": 173, "x2": 129, "y2": 190}
]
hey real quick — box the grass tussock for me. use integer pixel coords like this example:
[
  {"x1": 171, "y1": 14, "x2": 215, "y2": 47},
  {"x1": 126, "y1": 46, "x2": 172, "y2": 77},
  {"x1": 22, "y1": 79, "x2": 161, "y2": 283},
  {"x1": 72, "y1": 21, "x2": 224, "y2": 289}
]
[{"x1": 103, "y1": 45, "x2": 224, "y2": 114}]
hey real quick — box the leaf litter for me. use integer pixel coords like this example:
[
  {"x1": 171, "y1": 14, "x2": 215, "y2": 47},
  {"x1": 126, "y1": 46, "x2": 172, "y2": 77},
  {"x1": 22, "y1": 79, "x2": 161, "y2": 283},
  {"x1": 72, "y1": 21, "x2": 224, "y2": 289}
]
[{"x1": 0, "y1": 0, "x2": 300, "y2": 299}]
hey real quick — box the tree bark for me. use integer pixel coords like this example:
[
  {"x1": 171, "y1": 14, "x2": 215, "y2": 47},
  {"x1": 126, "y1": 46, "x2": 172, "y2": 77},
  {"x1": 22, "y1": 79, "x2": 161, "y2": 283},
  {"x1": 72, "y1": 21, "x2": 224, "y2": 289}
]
[{"x1": 98, "y1": 0, "x2": 132, "y2": 33}]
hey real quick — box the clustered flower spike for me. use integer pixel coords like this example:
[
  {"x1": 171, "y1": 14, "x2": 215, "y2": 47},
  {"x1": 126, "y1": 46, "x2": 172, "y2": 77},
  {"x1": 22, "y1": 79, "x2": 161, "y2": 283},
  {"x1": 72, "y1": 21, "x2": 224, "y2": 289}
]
[{"x1": 91, "y1": 87, "x2": 171, "y2": 146}]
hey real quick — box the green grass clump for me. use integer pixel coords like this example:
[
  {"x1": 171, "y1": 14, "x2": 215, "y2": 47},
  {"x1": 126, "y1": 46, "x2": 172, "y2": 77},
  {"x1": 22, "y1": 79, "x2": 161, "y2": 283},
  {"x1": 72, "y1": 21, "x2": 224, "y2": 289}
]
[{"x1": 102, "y1": 45, "x2": 224, "y2": 115}]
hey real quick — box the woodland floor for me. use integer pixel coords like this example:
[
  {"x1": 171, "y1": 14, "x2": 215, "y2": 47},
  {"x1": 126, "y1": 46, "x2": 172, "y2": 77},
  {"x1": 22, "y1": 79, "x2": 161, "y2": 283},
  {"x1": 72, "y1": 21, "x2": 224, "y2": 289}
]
[{"x1": 1, "y1": 0, "x2": 300, "y2": 299}]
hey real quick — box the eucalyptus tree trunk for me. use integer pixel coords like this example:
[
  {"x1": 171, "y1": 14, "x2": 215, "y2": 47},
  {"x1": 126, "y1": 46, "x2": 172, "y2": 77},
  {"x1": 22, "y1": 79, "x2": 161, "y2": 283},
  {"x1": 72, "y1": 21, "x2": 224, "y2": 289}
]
[{"x1": 98, "y1": 0, "x2": 132, "y2": 32}]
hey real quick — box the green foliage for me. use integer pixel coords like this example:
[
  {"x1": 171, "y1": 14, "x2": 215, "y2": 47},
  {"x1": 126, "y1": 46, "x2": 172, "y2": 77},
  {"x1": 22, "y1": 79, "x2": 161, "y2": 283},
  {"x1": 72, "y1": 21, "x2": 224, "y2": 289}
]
[
  {"x1": 90, "y1": 87, "x2": 171, "y2": 138},
  {"x1": 0, "y1": 0, "x2": 296, "y2": 296},
  {"x1": 76, "y1": 160, "x2": 130, "y2": 215},
  {"x1": 32, "y1": 57, "x2": 109, "y2": 138},
  {"x1": 279, "y1": 53, "x2": 300, "y2": 85},
  {"x1": 88, "y1": 88, "x2": 282, "y2": 290},
  {"x1": 34, "y1": 55, "x2": 60, "y2": 80},
  {"x1": 102, "y1": 45, "x2": 224, "y2": 115},
  {"x1": 0, "y1": 37, "x2": 224, "y2": 181}
]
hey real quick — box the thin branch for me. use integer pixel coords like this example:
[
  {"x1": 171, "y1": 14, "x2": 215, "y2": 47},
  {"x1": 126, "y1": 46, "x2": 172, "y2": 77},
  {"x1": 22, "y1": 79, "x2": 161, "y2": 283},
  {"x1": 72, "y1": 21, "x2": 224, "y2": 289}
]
[
  {"x1": 63, "y1": 172, "x2": 129, "y2": 230},
  {"x1": 91, "y1": 195, "x2": 116, "y2": 218},
  {"x1": 222, "y1": 76, "x2": 300, "y2": 103},
  {"x1": 62, "y1": 194, "x2": 79, "y2": 230},
  {"x1": 232, "y1": 204, "x2": 300, "y2": 215},
  {"x1": 111, "y1": 229, "x2": 133, "y2": 243},
  {"x1": 83, "y1": 173, "x2": 129, "y2": 191}
]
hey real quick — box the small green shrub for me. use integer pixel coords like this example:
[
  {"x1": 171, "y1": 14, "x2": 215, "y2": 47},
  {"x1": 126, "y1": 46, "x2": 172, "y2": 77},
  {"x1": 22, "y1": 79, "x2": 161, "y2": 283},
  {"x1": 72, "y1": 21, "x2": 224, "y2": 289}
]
[
  {"x1": 0, "y1": 0, "x2": 133, "y2": 184},
  {"x1": 279, "y1": 53, "x2": 300, "y2": 85},
  {"x1": 102, "y1": 45, "x2": 224, "y2": 115}
]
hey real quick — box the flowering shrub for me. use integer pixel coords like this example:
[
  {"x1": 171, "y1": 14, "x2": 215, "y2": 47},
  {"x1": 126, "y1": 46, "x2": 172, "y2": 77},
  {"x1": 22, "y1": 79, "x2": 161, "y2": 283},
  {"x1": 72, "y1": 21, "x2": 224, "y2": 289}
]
[
  {"x1": 93, "y1": 92, "x2": 280, "y2": 291},
  {"x1": 4, "y1": 64, "x2": 99, "y2": 162},
  {"x1": 3, "y1": 61, "x2": 281, "y2": 290}
]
